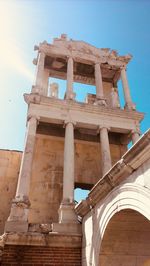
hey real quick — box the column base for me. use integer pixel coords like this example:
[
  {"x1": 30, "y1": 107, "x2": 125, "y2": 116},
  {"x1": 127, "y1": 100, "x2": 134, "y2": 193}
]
[
  {"x1": 65, "y1": 92, "x2": 76, "y2": 100},
  {"x1": 52, "y1": 222, "x2": 81, "y2": 234},
  {"x1": 5, "y1": 220, "x2": 28, "y2": 233},
  {"x1": 124, "y1": 102, "x2": 136, "y2": 110},
  {"x1": 94, "y1": 97, "x2": 107, "y2": 106},
  {"x1": 58, "y1": 202, "x2": 79, "y2": 224},
  {"x1": 5, "y1": 196, "x2": 30, "y2": 233}
]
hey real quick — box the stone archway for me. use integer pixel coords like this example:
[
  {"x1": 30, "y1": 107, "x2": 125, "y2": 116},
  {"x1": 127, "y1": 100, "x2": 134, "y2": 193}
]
[
  {"x1": 99, "y1": 209, "x2": 150, "y2": 266},
  {"x1": 88, "y1": 184, "x2": 150, "y2": 266}
]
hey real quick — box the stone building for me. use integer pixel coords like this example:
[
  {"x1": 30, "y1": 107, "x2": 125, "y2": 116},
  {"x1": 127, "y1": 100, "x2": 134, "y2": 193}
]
[{"x1": 0, "y1": 34, "x2": 150, "y2": 265}]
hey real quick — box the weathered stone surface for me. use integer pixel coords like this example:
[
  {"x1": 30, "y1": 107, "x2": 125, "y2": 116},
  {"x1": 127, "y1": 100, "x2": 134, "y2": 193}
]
[{"x1": 0, "y1": 150, "x2": 22, "y2": 234}]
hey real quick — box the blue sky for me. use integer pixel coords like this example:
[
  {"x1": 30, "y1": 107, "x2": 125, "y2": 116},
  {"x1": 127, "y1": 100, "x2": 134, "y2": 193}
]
[{"x1": 0, "y1": 0, "x2": 150, "y2": 151}]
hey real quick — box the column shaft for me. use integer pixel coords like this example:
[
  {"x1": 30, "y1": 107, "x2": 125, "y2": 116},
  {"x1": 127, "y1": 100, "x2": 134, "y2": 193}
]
[
  {"x1": 132, "y1": 130, "x2": 140, "y2": 144},
  {"x1": 16, "y1": 116, "x2": 38, "y2": 198},
  {"x1": 121, "y1": 67, "x2": 135, "y2": 110},
  {"x1": 35, "y1": 52, "x2": 45, "y2": 94},
  {"x1": 66, "y1": 57, "x2": 74, "y2": 99},
  {"x1": 95, "y1": 63, "x2": 104, "y2": 99},
  {"x1": 63, "y1": 121, "x2": 74, "y2": 202},
  {"x1": 100, "y1": 127, "x2": 112, "y2": 175},
  {"x1": 42, "y1": 69, "x2": 49, "y2": 96},
  {"x1": 5, "y1": 116, "x2": 38, "y2": 232}
]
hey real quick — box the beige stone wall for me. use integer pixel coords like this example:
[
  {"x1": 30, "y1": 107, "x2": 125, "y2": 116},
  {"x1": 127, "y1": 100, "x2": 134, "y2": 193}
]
[
  {"x1": 28, "y1": 135, "x2": 64, "y2": 224},
  {"x1": 100, "y1": 209, "x2": 150, "y2": 266},
  {"x1": 0, "y1": 150, "x2": 22, "y2": 234},
  {"x1": 28, "y1": 134, "x2": 124, "y2": 224}
]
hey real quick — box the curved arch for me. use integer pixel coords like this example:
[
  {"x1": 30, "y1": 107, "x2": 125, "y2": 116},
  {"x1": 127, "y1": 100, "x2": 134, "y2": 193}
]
[{"x1": 91, "y1": 183, "x2": 150, "y2": 266}]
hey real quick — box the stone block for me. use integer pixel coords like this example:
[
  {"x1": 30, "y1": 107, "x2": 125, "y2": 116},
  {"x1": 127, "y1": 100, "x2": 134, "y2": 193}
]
[
  {"x1": 5, "y1": 220, "x2": 28, "y2": 233},
  {"x1": 52, "y1": 222, "x2": 82, "y2": 235}
]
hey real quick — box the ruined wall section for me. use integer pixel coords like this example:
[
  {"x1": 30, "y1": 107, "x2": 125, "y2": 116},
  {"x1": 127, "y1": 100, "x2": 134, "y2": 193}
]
[
  {"x1": 103, "y1": 81, "x2": 118, "y2": 107},
  {"x1": 0, "y1": 150, "x2": 22, "y2": 234},
  {"x1": 28, "y1": 134, "x2": 125, "y2": 224}
]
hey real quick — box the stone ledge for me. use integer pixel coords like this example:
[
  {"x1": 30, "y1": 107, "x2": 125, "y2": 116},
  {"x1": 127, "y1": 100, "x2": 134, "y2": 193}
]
[
  {"x1": 25, "y1": 93, "x2": 144, "y2": 121},
  {"x1": 4, "y1": 232, "x2": 82, "y2": 247},
  {"x1": 52, "y1": 223, "x2": 82, "y2": 235}
]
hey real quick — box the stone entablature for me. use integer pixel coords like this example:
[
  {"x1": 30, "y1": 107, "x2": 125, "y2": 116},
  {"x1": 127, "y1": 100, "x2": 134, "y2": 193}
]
[
  {"x1": 75, "y1": 129, "x2": 150, "y2": 217},
  {"x1": 2, "y1": 232, "x2": 82, "y2": 247},
  {"x1": 37, "y1": 37, "x2": 131, "y2": 68},
  {"x1": 24, "y1": 93, "x2": 143, "y2": 134}
]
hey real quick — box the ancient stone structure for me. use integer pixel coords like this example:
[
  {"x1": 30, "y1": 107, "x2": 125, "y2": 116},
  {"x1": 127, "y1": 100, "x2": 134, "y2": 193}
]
[{"x1": 0, "y1": 34, "x2": 150, "y2": 265}]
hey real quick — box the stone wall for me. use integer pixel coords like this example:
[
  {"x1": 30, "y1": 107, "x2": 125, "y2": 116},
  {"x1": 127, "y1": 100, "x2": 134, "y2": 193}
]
[
  {"x1": 100, "y1": 209, "x2": 150, "y2": 266},
  {"x1": 28, "y1": 134, "x2": 124, "y2": 224},
  {"x1": 0, "y1": 150, "x2": 22, "y2": 234},
  {"x1": 0, "y1": 133, "x2": 126, "y2": 232}
]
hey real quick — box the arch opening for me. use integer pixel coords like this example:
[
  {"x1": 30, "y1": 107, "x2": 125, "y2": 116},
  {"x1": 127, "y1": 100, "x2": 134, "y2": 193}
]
[{"x1": 99, "y1": 209, "x2": 150, "y2": 266}]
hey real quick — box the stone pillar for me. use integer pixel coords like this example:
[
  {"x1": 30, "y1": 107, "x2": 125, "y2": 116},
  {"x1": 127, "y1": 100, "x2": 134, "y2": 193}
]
[
  {"x1": 95, "y1": 63, "x2": 106, "y2": 105},
  {"x1": 34, "y1": 52, "x2": 46, "y2": 95},
  {"x1": 49, "y1": 83, "x2": 59, "y2": 98},
  {"x1": 66, "y1": 57, "x2": 75, "y2": 100},
  {"x1": 131, "y1": 128, "x2": 140, "y2": 144},
  {"x1": 63, "y1": 121, "x2": 75, "y2": 203},
  {"x1": 42, "y1": 69, "x2": 49, "y2": 96},
  {"x1": 59, "y1": 120, "x2": 78, "y2": 224},
  {"x1": 99, "y1": 126, "x2": 112, "y2": 176},
  {"x1": 5, "y1": 116, "x2": 38, "y2": 232},
  {"x1": 111, "y1": 87, "x2": 120, "y2": 108},
  {"x1": 121, "y1": 67, "x2": 135, "y2": 110}
]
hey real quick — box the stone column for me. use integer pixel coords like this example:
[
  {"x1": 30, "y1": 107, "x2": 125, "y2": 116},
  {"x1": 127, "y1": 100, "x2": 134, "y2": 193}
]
[
  {"x1": 34, "y1": 52, "x2": 46, "y2": 95},
  {"x1": 49, "y1": 83, "x2": 59, "y2": 98},
  {"x1": 42, "y1": 69, "x2": 49, "y2": 96},
  {"x1": 63, "y1": 121, "x2": 75, "y2": 202},
  {"x1": 59, "y1": 120, "x2": 78, "y2": 223},
  {"x1": 99, "y1": 126, "x2": 112, "y2": 176},
  {"x1": 121, "y1": 67, "x2": 135, "y2": 110},
  {"x1": 66, "y1": 57, "x2": 75, "y2": 100},
  {"x1": 95, "y1": 63, "x2": 106, "y2": 105},
  {"x1": 131, "y1": 128, "x2": 140, "y2": 144},
  {"x1": 5, "y1": 116, "x2": 38, "y2": 232},
  {"x1": 111, "y1": 87, "x2": 120, "y2": 108}
]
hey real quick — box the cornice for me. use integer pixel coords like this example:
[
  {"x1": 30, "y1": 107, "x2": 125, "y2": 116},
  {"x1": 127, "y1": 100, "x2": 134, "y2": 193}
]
[
  {"x1": 24, "y1": 93, "x2": 144, "y2": 122},
  {"x1": 75, "y1": 129, "x2": 150, "y2": 217},
  {"x1": 38, "y1": 41, "x2": 131, "y2": 67},
  {"x1": 4, "y1": 232, "x2": 82, "y2": 247}
]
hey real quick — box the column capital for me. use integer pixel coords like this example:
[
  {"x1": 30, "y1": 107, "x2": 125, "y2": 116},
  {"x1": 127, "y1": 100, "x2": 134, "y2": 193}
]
[
  {"x1": 131, "y1": 128, "x2": 141, "y2": 135},
  {"x1": 67, "y1": 55, "x2": 73, "y2": 60},
  {"x1": 63, "y1": 120, "x2": 76, "y2": 127},
  {"x1": 38, "y1": 50, "x2": 46, "y2": 56},
  {"x1": 98, "y1": 125, "x2": 111, "y2": 132},
  {"x1": 120, "y1": 65, "x2": 127, "y2": 70},
  {"x1": 37, "y1": 51, "x2": 46, "y2": 63},
  {"x1": 27, "y1": 115, "x2": 40, "y2": 123},
  {"x1": 95, "y1": 61, "x2": 101, "y2": 66}
]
